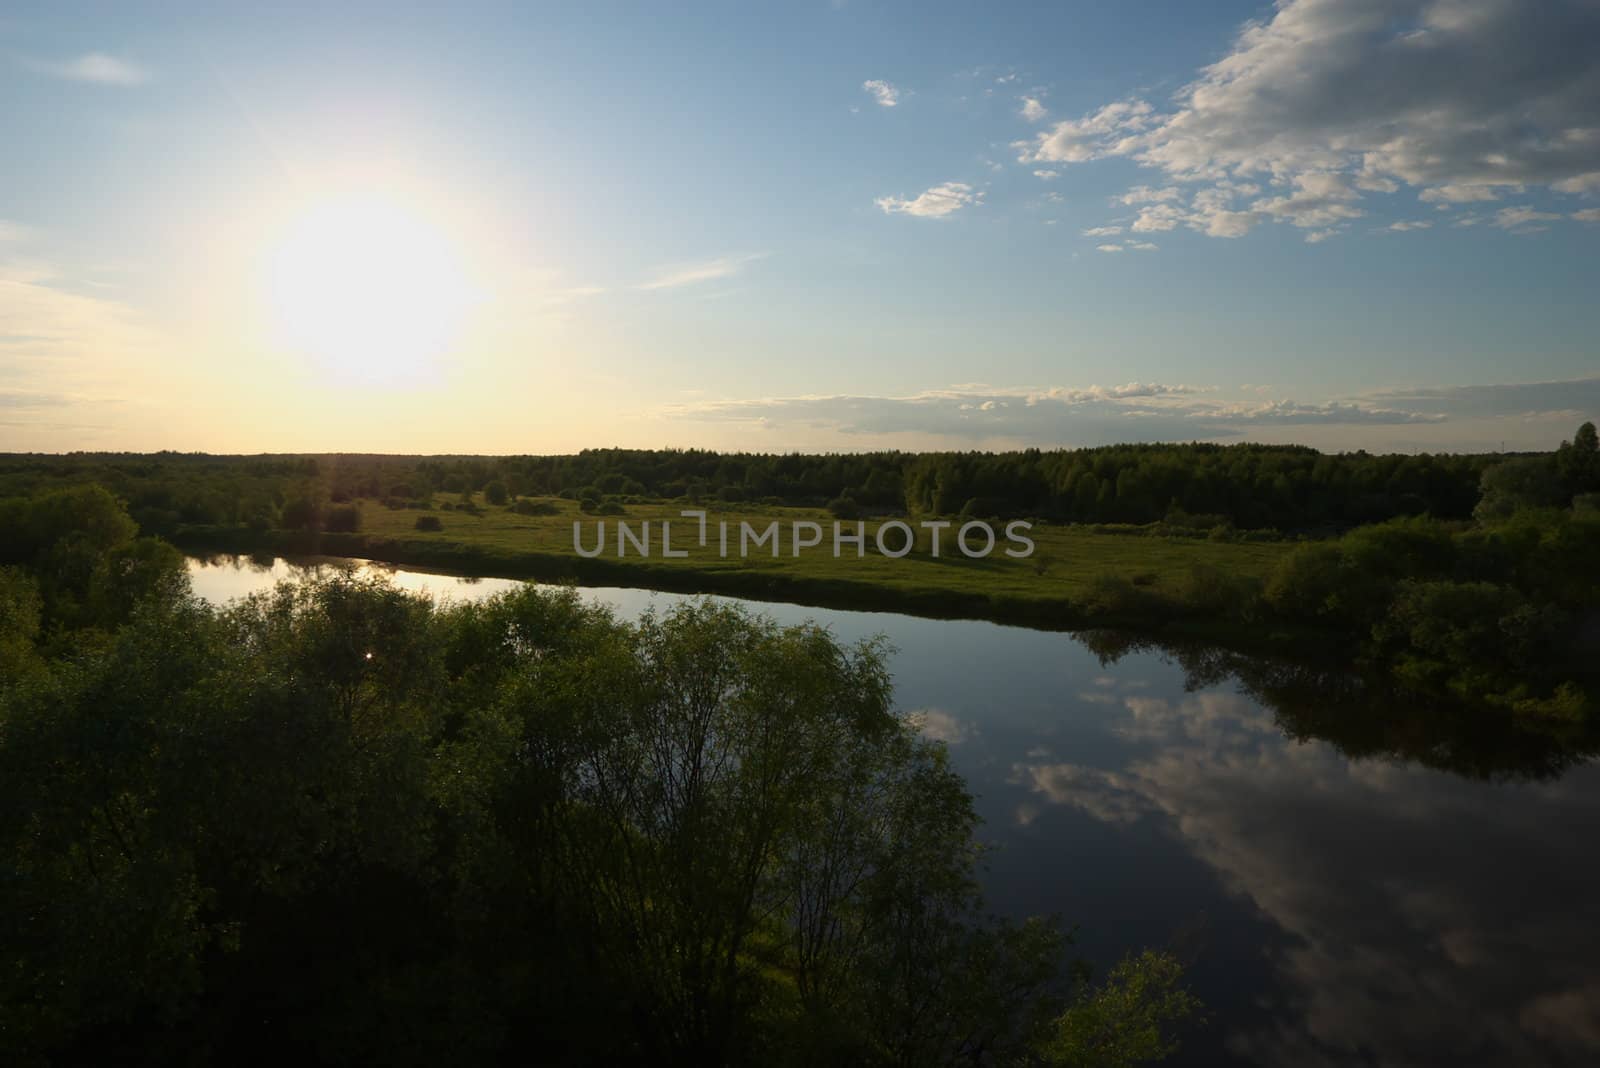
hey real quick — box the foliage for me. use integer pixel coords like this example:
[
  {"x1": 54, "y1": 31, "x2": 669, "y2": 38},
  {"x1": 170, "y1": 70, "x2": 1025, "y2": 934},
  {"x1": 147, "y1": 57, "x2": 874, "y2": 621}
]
[
  {"x1": 323, "y1": 502, "x2": 361, "y2": 533},
  {"x1": 0, "y1": 437, "x2": 1502, "y2": 535},
  {"x1": 0, "y1": 489, "x2": 1201, "y2": 1065},
  {"x1": 1038, "y1": 951, "x2": 1203, "y2": 1068},
  {"x1": 1261, "y1": 510, "x2": 1598, "y2": 715}
]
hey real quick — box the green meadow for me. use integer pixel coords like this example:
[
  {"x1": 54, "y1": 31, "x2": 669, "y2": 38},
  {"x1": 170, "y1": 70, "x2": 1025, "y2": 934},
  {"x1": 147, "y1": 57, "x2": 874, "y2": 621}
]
[{"x1": 295, "y1": 494, "x2": 1294, "y2": 627}]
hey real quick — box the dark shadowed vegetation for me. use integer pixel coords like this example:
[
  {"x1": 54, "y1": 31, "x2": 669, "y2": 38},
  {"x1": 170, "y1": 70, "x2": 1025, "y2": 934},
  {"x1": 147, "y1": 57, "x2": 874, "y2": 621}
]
[{"x1": 0, "y1": 491, "x2": 1200, "y2": 1067}]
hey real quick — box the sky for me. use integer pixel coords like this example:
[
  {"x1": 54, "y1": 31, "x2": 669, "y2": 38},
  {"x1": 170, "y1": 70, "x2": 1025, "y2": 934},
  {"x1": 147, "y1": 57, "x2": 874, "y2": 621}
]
[{"x1": 2, "y1": 0, "x2": 1599, "y2": 455}]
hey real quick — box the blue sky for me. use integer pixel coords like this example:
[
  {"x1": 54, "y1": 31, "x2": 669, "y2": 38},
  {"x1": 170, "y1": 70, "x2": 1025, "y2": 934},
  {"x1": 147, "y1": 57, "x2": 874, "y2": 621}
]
[{"x1": 2, "y1": 0, "x2": 1598, "y2": 453}]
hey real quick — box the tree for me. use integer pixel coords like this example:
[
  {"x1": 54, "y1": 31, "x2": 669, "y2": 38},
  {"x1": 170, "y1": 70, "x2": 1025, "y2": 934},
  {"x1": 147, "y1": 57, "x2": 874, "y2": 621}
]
[
  {"x1": 1038, "y1": 951, "x2": 1202, "y2": 1068},
  {"x1": 1474, "y1": 457, "x2": 1565, "y2": 520},
  {"x1": 1556, "y1": 420, "x2": 1600, "y2": 498}
]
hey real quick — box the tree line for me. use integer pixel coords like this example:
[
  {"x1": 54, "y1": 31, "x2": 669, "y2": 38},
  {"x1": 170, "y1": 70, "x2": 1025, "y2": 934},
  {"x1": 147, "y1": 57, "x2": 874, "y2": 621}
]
[{"x1": 0, "y1": 438, "x2": 1517, "y2": 536}]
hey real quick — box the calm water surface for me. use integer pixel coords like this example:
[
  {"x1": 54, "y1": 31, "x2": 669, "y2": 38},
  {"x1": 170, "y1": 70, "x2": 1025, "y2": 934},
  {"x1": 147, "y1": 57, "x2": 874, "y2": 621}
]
[{"x1": 187, "y1": 555, "x2": 1600, "y2": 1066}]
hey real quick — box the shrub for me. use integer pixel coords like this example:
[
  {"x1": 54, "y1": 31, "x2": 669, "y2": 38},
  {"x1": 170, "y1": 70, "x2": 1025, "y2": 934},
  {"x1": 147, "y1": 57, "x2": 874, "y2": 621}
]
[
  {"x1": 1175, "y1": 564, "x2": 1258, "y2": 619},
  {"x1": 512, "y1": 499, "x2": 560, "y2": 517},
  {"x1": 279, "y1": 496, "x2": 322, "y2": 532},
  {"x1": 1080, "y1": 572, "x2": 1158, "y2": 617},
  {"x1": 484, "y1": 481, "x2": 509, "y2": 506},
  {"x1": 827, "y1": 495, "x2": 860, "y2": 520},
  {"x1": 324, "y1": 504, "x2": 361, "y2": 534},
  {"x1": 414, "y1": 515, "x2": 444, "y2": 532},
  {"x1": 1264, "y1": 542, "x2": 1347, "y2": 623}
]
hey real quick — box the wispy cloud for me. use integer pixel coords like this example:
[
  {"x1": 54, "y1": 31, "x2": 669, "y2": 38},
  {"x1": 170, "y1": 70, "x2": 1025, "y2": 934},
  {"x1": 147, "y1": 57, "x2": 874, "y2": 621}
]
[
  {"x1": 658, "y1": 381, "x2": 1453, "y2": 448},
  {"x1": 1019, "y1": 96, "x2": 1048, "y2": 122},
  {"x1": 862, "y1": 79, "x2": 899, "y2": 107},
  {"x1": 875, "y1": 182, "x2": 981, "y2": 218},
  {"x1": 0, "y1": 262, "x2": 163, "y2": 446},
  {"x1": 26, "y1": 52, "x2": 150, "y2": 86},
  {"x1": 1493, "y1": 206, "x2": 1561, "y2": 232},
  {"x1": 638, "y1": 254, "x2": 766, "y2": 291}
]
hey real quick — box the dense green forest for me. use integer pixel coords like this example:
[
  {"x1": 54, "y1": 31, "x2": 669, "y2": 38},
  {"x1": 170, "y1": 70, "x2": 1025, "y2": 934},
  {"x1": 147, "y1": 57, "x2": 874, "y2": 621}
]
[
  {"x1": 0, "y1": 487, "x2": 1200, "y2": 1066},
  {"x1": 0, "y1": 438, "x2": 1517, "y2": 535}
]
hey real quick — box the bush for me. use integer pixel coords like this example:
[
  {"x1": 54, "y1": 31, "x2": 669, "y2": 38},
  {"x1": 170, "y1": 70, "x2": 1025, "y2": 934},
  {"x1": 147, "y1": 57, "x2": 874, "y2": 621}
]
[
  {"x1": 324, "y1": 504, "x2": 361, "y2": 533},
  {"x1": 827, "y1": 495, "x2": 860, "y2": 520},
  {"x1": 484, "y1": 481, "x2": 509, "y2": 506},
  {"x1": 1264, "y1": 542, "x2": 1346, "y2": 622},
  {"x1": 414, "y1": 515, "x2": 444, "y2": 532},
  {"x1": 1174, "y1": 564, "x2": 1258, "y2": 619},
  {"x1": 1080, "y1": 572, "x2": 1158, "y2": 617},
  {"x1": 595, "y1": 501, "x2": 627, "y2": 516},
  {"x1": 512, "y1": 499, "x2": 561, "y2": 517},
  {"x1": 279, "y1": 496, "x2": 321, "y2": 532}
]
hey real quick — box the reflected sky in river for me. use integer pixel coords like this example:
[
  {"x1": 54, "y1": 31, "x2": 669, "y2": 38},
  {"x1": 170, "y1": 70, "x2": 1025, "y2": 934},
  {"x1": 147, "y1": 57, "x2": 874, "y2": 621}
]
[{"x1": 187, "y1": 555, "x2": 1600, "y2": 1066}]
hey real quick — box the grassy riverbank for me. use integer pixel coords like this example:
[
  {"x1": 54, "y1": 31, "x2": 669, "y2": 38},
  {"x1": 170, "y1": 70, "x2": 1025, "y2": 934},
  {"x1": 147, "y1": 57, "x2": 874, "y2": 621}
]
[{"x1": 176, "y1": 495, "x2": 1300, "y2": 638}]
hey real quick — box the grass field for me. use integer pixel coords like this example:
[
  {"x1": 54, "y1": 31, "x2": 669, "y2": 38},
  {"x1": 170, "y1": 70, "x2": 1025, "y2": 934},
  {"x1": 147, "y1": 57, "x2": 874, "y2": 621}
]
[{"x1": 294, "y1": 494, "x2": 1296, "y2": 629}]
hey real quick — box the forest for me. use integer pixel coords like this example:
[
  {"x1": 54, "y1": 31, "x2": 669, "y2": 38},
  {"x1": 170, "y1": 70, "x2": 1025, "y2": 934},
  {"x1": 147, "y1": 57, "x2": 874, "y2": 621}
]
[{"x1": 0, "y1": 438, "x2": 1508, "y2": 536}]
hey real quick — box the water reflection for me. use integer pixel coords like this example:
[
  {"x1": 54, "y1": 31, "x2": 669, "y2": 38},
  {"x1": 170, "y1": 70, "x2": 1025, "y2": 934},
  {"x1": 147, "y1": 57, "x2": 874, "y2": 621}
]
[
  {"x1": 185, "y1": 553, "x2": 525, "y2": 604},
  {"x1": 185, "y1": 556, "x2": 1600, "y2": 1065}
]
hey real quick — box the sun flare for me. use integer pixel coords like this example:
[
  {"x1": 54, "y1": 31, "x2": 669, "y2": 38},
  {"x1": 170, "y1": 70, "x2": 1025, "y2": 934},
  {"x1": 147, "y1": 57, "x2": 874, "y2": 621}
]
[{"x1": 266, "y1": 193, "x2": 475, "y2": 386}]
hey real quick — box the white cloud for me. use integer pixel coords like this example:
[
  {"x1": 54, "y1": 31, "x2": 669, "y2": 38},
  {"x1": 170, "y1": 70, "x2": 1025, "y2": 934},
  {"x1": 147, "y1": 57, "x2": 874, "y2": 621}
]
[
  {"x1": 1116, "y1": 185, "x2": 1180, "y2": 205},
  {"x1": 1020, "y1": 0, "x2": 1600, "y2": 239},
  {"x1": 1096, "y1": 243, "x2": 1123, "y2": 253},
  {"x1": 639, "y1": 254, "x2": 766, "y2": 290},
  {"x1": 1493, "y1": 206, "x2": 1561, "y2": 231},
  {"x1": 1014, "y1": 99, "x2": 1155, "y2": 164},
  {"x1": 1575, "y1": 208, "x2": 1600, "y2": 223},
  {"x1": 1553, "y1": 171, "x2": 1600, "y2": 194},
  {"x1": 862, "y1": 79, "x2": 899, "y2": 107},
  {"x1": 1250, "y1": 172, "x2": 1365, "y2": 229},
  {"x1": 1419, "y1": 184, "x2": 1505, "y2": 204},
  {"x1": 29, "y1": 52, "x2": 150, "y2": 86},
  {"x1": 1387, "y1": 220, "x2": 1433, "y2": 231},
  {"x1": 1032, "y1": 169, "x2": 1059, "y2": 180},
  {"x1": 1130, "y1": 203, "x2": 1186, "y2": 233},
  {"x1": 1020, "y1": 96, "x2": 1048, "y2": 122},
  {"x1": 876, "y1": 182, "x2": 981, "y2": 218},
  {"x1": 1127, "y1": 241, "x2": 1159, "y2": 251},
  {"x1": 1081, "y1": 225, "x2": 1123, "y2": 237}
]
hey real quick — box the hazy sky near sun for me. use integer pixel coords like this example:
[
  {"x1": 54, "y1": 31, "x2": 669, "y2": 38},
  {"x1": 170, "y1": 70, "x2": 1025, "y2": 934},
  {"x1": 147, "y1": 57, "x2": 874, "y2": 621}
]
[{"x1": 2, "y1": 0, "x2": 1599, "y2": 455}]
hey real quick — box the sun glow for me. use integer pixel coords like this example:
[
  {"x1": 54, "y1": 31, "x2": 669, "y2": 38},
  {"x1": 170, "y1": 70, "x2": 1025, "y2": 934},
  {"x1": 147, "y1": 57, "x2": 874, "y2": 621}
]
[{"x1": 266, "y1": 193, "x2": 476, "y2": 386}]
